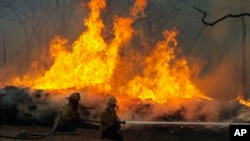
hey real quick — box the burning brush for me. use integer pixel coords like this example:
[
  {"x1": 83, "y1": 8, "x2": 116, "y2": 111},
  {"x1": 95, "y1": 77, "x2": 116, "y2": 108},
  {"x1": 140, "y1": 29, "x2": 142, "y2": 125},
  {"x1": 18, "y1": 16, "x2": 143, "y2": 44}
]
[{"x1": 0, "y1": 0, "x2": 250, "y2": 139}]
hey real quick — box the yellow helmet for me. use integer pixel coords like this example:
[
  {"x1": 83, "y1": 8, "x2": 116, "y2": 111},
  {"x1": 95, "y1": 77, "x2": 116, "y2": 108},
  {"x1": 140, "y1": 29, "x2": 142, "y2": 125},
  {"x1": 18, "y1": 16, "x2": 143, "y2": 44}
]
[
  {"x1": 67, "y1": 92, "x2": 81, "y2": 101},
  {"x1": 106, "y1": 96, "x2": 117, "y2": 104}
]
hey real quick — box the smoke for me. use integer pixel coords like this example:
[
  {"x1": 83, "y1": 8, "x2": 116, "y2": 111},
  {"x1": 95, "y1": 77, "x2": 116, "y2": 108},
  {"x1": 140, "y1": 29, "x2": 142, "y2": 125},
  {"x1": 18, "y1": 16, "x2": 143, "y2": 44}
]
[
  {"x1": 194, "y1": 54, "x2": 240, "y2": 100},
  {"x1": 0, "y1": 86, "x2": 110, "y2": 126},
  {"x1": 116, "y1": 98, "x2": 244, "y2": 123},
  {"x1": 0, "y1": 86, "x2": 59, "y2": 125},
  {"x1": 0, "y1": 85, "x2": 248, "y2": 129},
  {"x1": 189, "y1": 0, "x2": 250, "y2": 100},
  {"x1": 1, "y1": 0, "x2": 250, "y2": 129}
]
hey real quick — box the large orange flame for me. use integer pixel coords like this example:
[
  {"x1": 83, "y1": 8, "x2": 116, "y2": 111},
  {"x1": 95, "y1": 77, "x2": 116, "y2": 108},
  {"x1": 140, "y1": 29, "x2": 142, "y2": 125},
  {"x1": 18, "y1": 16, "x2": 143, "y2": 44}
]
[
  {"x1": 6, "y1": 0, "x2": 211, "y2": 105},
  {"x1": 36, "y1": 0, "x2": 110, "y2": 90},
  {"x1": 118, "y1": 29, "x2": 211, "y2": 104},
  {"x1": 11, "y1": 0, "x2": 133, "y2": 91}
]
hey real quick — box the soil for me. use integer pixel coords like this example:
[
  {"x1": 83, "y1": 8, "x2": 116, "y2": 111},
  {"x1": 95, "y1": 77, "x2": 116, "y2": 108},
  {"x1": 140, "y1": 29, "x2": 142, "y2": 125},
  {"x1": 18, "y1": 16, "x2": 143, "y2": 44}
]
[{"x1": 0, "y1": 124, "x2": 229, "y2": 141}]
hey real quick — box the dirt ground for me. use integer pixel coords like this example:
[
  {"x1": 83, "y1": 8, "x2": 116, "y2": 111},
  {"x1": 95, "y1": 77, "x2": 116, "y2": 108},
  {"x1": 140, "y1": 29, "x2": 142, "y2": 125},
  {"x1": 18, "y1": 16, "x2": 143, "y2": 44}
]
[{"x1": 0, "y1": 124, "x2": 229, "y2": 141}]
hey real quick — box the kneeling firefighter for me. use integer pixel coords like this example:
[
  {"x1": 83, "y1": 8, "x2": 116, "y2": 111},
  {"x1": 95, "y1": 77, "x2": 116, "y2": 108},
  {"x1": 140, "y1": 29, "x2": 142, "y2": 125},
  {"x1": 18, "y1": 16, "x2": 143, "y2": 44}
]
[{"x1": 53, "y1": 92, "x2": 98, "y2": 132}]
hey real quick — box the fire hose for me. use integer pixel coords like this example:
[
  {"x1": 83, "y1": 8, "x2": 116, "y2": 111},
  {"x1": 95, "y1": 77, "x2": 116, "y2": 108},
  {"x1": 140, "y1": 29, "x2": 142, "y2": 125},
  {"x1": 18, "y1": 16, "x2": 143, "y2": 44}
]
[
  {"x1": 1, "y1": 119, "x2": 249, "y2": 139},
  {"x1": 75, "y1": 119, "x2": 250, "y2": 126},
  {"x1": 0, "y1": 116, "x2": 81, "y2": 139},
  {"x1": 123, "y1": 121, "x2": 250, "y2": 126},
  {"x1": 76, "y1": 120, "x2": 250, "y2": 126}
]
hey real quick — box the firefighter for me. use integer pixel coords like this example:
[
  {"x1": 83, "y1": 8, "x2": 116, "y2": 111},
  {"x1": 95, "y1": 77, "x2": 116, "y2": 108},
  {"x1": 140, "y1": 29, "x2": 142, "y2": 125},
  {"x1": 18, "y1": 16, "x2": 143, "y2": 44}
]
[
  {"x1": 53, "y1": 92, "x2": 98, "y2": 132},
  {"x1": 100, "y1": 96, "x2": 124, "y2": 141}
]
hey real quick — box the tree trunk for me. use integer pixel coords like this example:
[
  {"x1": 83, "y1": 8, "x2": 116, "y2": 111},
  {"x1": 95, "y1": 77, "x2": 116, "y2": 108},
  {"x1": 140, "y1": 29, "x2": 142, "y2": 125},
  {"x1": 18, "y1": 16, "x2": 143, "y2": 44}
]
[
  {"x1": 2, "y1": 33, "x2": 7, "y2": 68},
  {"x1": 2, "y1": 33, "x2": 7, "y2": 82},
  {"x1": 240, "y1": 0, "x2": 247, "y2": 100}
]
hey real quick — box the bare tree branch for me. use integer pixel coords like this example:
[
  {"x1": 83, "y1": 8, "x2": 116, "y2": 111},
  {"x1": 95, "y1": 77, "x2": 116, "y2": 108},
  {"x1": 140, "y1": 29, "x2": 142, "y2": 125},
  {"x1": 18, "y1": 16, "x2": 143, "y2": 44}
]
[
  {"x1": 185, "y1": 25, "x2": 206, "y2": 55},
  {"x1": 193, "y1": 6, "x2": 250, "y2": 26}
]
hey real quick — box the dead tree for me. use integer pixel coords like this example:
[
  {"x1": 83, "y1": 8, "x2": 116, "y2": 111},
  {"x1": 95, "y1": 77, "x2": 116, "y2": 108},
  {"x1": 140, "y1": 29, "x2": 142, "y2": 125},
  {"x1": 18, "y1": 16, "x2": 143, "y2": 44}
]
[
  {"x1": 1, "y1": 33, "x2": 7, "y2": 82},
  {"x1": 0, "y1": 0, "x2": 80, "y2": 64},
  {"x1": 193, "y1": 6, "x2": 250, "y2": 27},
  {"x1": 2, "y1": 33, "x2": 7, "y2": 69},
  {"x1": 194, "y1": 5, "x2": 250, "y2": 100},
  {"x1": 240, "y1": 0, "x2": 247, "y2": 100}
]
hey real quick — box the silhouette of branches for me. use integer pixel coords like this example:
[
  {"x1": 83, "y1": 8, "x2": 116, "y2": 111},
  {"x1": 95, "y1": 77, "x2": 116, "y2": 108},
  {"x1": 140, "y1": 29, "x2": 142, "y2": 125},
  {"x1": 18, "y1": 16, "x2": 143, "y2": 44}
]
[{"x1": 194, "y1": 6, "x2": 250, "y2": 26}]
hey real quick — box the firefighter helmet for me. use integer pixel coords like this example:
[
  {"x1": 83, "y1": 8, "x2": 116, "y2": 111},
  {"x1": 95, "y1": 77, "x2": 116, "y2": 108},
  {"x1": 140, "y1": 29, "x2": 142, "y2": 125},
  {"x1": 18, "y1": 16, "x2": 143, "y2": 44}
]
[
  {"x1": 66, "y1": 92, "x2": 81, "y2": 101},
  {"x1": 106, "y1": 96, "x2": 117, "y2": 105}
]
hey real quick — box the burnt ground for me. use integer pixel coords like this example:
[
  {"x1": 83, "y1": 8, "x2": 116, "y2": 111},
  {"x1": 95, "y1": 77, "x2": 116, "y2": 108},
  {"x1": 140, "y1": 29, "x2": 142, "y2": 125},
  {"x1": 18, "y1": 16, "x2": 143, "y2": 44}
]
[{"x1": 0, "y1": 124, "x2": 229, "y2": 141}]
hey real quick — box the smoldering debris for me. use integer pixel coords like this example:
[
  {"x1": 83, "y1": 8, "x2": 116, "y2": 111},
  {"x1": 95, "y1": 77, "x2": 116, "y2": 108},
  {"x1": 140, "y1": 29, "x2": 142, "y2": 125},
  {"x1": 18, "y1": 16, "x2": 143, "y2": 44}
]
[
  {"x1": 0, "y1": 86, "x2": 102, "y2": 126},
  {"x1": 124, "y1": 100, "x2": 249, "y2": 133},
  {"x1": 121, "y1": 98, "x2": 249, "y2": 130},
  {"x1": 0, "y1": 86, "x2": 58, "y2": 126},
  {"x1": 0, "y1": 86, "x2": 249, "y2": 130}
]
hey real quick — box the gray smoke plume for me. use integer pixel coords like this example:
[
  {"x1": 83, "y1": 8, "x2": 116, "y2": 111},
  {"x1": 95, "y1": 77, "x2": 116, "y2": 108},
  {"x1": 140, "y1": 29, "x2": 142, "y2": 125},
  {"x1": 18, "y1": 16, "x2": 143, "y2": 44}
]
[
  {"x1": 0, "y1": 86, "x2": 59, "y2": 126},
  {"x1": 0, "y1": 86, "x2": 106, "y2": 126}
]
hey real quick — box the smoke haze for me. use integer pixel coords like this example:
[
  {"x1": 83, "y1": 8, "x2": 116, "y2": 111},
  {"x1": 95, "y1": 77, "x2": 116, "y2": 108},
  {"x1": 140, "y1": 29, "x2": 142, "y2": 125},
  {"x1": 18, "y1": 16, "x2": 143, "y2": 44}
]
[{"x1": 0, "y1": 0, "x2": 250, "y2": 126}]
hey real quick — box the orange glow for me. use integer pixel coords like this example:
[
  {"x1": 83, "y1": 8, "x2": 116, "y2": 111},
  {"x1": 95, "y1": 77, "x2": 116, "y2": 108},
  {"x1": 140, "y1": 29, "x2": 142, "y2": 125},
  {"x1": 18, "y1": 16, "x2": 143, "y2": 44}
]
[
  {"x1": 237, "y1": 96, "x2": 250, "y2": 107},
  {"x1": 6, "y1": 0, "x2": 212, "y2": 105},
  {"x1": 118, "y1": 29, "x2": 211, "y2": 104},
  {"x1": 130, "y1": 0, "x2": 147, "y2": 17}
]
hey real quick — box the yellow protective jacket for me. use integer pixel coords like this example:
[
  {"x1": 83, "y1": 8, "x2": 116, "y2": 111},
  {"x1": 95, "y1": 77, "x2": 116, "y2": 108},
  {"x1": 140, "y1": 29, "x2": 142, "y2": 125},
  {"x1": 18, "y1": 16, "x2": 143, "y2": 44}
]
[
  {"x1": 100, "y1": 108, "x2": 120, "y2": 133},
  {"x1": 54, "y1": 103, "x2": 80, "y2": 125}
]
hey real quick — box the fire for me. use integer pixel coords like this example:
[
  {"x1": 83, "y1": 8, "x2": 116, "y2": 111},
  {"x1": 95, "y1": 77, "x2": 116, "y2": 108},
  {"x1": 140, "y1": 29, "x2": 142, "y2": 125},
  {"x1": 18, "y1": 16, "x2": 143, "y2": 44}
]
[
  {"x1": 6, "y1": 0, "x2": 211, "y2": 104},
  {"x1": 118, "y1": 29, "x2": 211, "y2": 104},
  {"x1": 12, "y1": 0, "x2": 133, "y2": 91},
  {"x1": 237, "y1": 96, "x2": 250, "y2": 107},
  {"x1": 130, "y1": 0, "x2": 147, "y2": 17}
]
